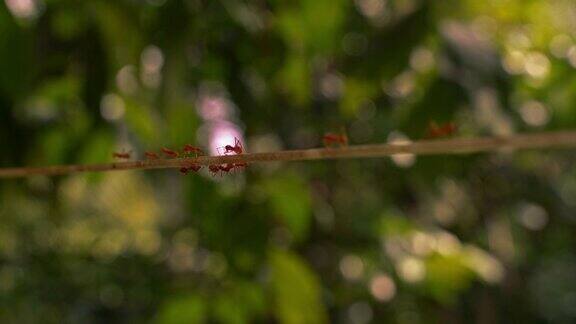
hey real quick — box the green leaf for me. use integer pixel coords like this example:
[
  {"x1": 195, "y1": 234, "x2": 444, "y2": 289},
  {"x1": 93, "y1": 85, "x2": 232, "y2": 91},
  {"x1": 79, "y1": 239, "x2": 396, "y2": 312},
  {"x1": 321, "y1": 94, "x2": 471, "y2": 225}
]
[
  {"x1": 276, "y1": 54, "x2": 312, "y2": 107},
  {"x1": 36, "y1": 128, "x2": 69, "y2": 166},
  {"x1": 379, "y1": 211, "x2": 413, "y2": 236},
  {"x1": 0, "y1": 4, "x2": 34, "y2": 99},
  {"x1": 269, "y1": 249, "x2": 328, "y2": 324},
  {"x1": 155, "y1": 294, "x2": 207, "y2": 324},
  {"x1": 264, "y1": 172, "x2": 312, "y2": 242},
  {"x1": 424, "y1": 253, "x2": 475, "y2": 304},
  {"x1": 88, "y1": 1, "x2": 142, "y2": 65},
  {"x1": 166, "y1": 102, "x2": 200, "y2": 146},
  {"x1": 77, "y1": 129, "x2": 114, "y2": 165},
  {"x1": 213, "y1": 294, "x2": 248, "y2": 324},
  {"x1": 340, "y1": 78, "x2": 378, "y2": 117},
  {"x1": 124, "y1": 100, "x2": 161, "y2": 146},
  {"x1": 213, "y1": 280, "x2": 266, "y2": 324},
  {"x1": 275, "y1": 0, "x2": 347, "y2": 55}
]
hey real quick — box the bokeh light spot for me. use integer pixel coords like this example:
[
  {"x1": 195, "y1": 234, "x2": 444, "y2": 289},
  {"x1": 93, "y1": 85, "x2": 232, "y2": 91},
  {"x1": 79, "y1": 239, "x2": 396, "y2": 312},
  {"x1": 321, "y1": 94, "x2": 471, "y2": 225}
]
[{"x1": 369, "y1": 273, "x2": 396, "y2": 302}]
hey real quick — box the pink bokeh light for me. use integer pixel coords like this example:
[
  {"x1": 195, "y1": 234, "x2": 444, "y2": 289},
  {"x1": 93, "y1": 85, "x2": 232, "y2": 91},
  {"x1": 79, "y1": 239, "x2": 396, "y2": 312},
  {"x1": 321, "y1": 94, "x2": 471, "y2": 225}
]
[
  {"x1": 198, "y1": 96, "x2": 233, "y2": 121},
  {"x1": 5, "y1": 0, "x2": 39, "y2": 19}
]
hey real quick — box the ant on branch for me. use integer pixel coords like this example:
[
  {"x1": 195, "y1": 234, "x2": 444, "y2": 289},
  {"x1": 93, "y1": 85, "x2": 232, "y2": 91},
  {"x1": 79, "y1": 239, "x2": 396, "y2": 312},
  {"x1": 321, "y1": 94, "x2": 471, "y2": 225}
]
[
  {"x1": 182, "y1": 144, "x2": 204, "y2": 157},
  {"x1": 161, "y1": 147, "x2": 179, "y2": 158},
  {"x1": 425, "y1": 121, "x2": 457, "y2": 139},
  {"x1": 219, "y1": 163, "x2": 235, "y2": 174},
  {"x1": 323, "y1": 128, "x2": 348, "y2": 147},
  {"x1": 152, "y1": 139, "x2": 247, "y2": 177},
  {"x1": 218, "y1": 137, "x2": 244, "y2": 155},
  {"x1": 112, "y1": 150, "x2": 132, "y2": 160},
  {"x1": 188, "y1": 163, "x2": 202, "y2": 172},
  {"x1": 234, "y1": 162, "x2": 248, "y2": 169},
  {"x1": 208, "y1": 164, "x2": 221, "y2": 177},
  {"x1": 145, "y1": 151, "x2": 159, "y2": 160},
  {"x1": 179, "y1": 163, "x2": 202, "y2": 175}
]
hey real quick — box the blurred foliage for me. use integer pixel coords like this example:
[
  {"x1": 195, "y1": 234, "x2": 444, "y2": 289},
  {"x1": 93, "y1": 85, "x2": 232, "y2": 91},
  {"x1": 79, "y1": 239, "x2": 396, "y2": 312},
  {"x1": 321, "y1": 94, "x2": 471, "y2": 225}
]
[{"x1": 1, "y1": 0, "x2": 576, "y2": 323}]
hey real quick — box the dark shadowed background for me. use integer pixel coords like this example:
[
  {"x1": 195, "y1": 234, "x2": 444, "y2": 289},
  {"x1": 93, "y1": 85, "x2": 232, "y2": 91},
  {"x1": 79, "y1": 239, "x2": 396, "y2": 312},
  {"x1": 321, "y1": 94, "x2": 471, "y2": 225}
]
[{"x1": 0, "y1": 0, "x2": 576, "y2": 323}]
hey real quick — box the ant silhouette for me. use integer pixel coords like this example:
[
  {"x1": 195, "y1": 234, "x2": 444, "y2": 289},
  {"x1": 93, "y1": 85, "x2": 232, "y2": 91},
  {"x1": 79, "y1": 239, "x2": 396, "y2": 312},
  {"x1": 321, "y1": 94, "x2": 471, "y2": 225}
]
[
  {"x1": 144, "y1": 151, "x2": 159, "y2": 160},
  {"x1": 112, "y1": 150, "x2": 132, "y2": 160},
  {"x1": 323, "y1": 128, "x2": 348, "y2": 147},
  {"x1": 219, "y1": 163, "x2": 235, "y2": 174},
  {"x1": 179, "y1": 163, "x2": 202, "y2": 175},
  {"x1": 182, "y1": 144, "x2": 204, "y2": 157},
  {"x1": 218, "y1": 137, "x2": 244, "y2": 155},
  {"x1": 425, "y1": 121, "x2": 457, "y2": 139},
  {"x1": 161, "y1": 147, "x2": 179, "y2": 158},
  {"x1": 208, "y1": 164, "x2": 221, "y2": 177},
  {"x1": 234, "y1": 162, "x2": 248, "y2": 169}
]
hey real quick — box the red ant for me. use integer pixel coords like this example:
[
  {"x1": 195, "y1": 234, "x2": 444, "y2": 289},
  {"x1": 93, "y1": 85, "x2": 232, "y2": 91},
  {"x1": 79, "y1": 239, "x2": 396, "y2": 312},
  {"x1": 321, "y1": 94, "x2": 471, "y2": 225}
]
[
  {"x1": 425, "y1": 121, "x2": 457, "y2": 139},
  {"x1": 208, "y1": 164, "x2": 221, "y2": 176},
  {"x1": 322, "y1": 129, "x2": 348, "y2": 147},
  {"x1": 145, "y1": 151, "x2": 159, "y2": 160},
  {"x1": 182, "y1": 144, "x2": 204, "y2": 157},
  {"x1": 179, "y1": 163, "x2": 202, "y2": 175},
  {"x1": 219, "y1": 163, "x2": 235, "y2": 174},
  {"x1": 161, "y1": 147, "x2": 179, "y2": 158},
  {"x1": 112, "y1": 150, "x2": 132, "y2": 160},
  {"x1": 234, "y1": 162, "x2": 248, "y2": 169},
  {"x1": 219, "y1": 137, "x2": 244, "y2": 155}
]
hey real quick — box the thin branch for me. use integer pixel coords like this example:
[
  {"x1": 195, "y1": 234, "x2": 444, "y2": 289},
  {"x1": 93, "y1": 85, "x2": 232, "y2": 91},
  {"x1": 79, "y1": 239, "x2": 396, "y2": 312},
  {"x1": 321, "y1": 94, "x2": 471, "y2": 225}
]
[{"x1": 1, "y1": 130, "x2": 575, "y2": 178}]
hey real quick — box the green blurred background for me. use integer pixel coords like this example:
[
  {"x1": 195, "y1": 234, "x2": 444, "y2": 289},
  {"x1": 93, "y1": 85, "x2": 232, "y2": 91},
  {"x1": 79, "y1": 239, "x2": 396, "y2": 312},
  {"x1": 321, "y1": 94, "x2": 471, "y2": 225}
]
[{"x1": 1, "y1": 0, "x2": 576, "y2": 323}]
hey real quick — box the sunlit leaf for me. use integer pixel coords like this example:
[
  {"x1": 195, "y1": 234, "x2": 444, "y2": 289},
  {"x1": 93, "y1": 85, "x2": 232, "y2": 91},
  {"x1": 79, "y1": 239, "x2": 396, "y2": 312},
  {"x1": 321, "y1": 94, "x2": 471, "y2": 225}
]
[
  {"x1": 424, "y1": 253, "x2": 475, "y2": 304},
  {"x1": 156, "y1": 294, "x2": 207, "y2": 324},
  {"x1": 269, "y1": 249, "x2": 328, "y2": 324}
]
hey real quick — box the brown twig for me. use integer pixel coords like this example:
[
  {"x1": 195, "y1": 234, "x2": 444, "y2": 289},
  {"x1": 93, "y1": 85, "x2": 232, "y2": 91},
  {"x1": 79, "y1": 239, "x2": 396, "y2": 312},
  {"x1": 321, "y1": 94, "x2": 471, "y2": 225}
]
[{"x1": 0, "y1": 130, "x2": 575, "y2": 178}]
